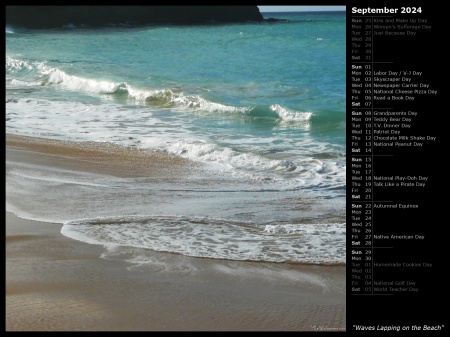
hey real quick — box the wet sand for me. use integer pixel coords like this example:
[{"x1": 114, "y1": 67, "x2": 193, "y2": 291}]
[{"x1": 5, "y1": 133, "x2": 346, "y2": 331}]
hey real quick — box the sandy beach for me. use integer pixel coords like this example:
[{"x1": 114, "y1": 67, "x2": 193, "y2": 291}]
[{"x1": 6, "y1": 134, "x2": 346, "y2": 331}]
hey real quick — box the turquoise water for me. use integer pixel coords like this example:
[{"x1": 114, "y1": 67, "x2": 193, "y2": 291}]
[{"x1": 6, "y1": 11, "x2": 346, "y2": 264}]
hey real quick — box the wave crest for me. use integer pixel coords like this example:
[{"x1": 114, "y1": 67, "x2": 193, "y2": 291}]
[
  {"x1": 6, "y1": 56, "x2": 314, "y2": 124},
  {"x1": 45, "y1": 68, "x2": 122, "y2": 94},
  {"x1": 270, "y1": 104, "x2": 313, "y2": 122}
]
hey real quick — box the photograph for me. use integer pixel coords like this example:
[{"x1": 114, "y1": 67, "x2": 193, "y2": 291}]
[{"x1": 6, "y1": 6, "x2": 346, "y2": 331}]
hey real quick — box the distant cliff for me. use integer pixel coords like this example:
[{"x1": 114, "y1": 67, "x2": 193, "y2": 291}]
[{"x1": 6, "y1": 6, "x2": 264, "y2": 28}]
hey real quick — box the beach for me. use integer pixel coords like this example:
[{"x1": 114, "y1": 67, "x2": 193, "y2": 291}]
[
  {"x1": 6, "y1": 10, "x2": 346, "y2": 331},
  {"x1": 6, "y1": 134, "x2": 346, "y2": 331}
]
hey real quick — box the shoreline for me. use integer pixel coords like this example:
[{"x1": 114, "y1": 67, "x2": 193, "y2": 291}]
[
  {"x1": 5, "y1": 133, "x2": 196, "y2": 178},
  {"x1": 6, "y1": 211, "x2": 346, "y2": 331},
  {"x1": 6, "y1": 133, "x2": 346, "y2": 331}
]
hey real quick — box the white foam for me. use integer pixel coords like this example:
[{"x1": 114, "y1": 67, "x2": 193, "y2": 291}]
[
  {"x1": 45, "y1": 68, "x2": 121, "y2": 94},
  {"x1": 9, "y1": 78, "x2": 43, "y2": 86},
  {"x1": 6, "y1": 56, "x2": 33, "y2": 72},
  {"x1": 126, "y1": 83, "x2": 251, "y2": 114},
  {"x1": 270, "y1": 104, "x2": 313, "y2": 122},
  {"x1": 61, "y1": 215, "x2": 346, "y2": 264},
  {"x1": 6, "y1": 56, "x2": 121, "y2": 94},
  {"x1": 125, "y1": 84, "x2": 173, "y2": 103}
]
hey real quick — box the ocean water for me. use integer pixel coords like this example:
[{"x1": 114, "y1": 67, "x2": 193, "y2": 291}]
[{"x1": 6, "y1": 11, "x2": 346, "y2": 265}]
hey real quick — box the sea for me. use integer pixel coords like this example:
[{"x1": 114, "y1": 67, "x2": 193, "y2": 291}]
[{"x1": 6, "y1": 11, "x2": 346, "y2": 266}]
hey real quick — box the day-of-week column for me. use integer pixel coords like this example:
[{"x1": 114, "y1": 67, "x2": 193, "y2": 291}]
[{"x1": 350, "y1": 15, "x2": 374, "y2": 294}]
